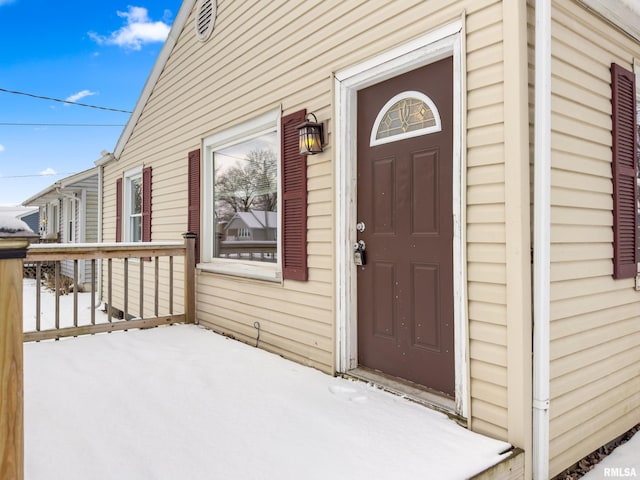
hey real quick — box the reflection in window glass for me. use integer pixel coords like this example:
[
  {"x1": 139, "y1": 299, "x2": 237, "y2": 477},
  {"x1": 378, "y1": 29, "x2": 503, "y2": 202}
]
[
  {"x1": 127, "y1": 173, "x2": 142, "y2": 242},
  {"x1": 213, "y1": 131, "x2": 278, "y2": 262}
]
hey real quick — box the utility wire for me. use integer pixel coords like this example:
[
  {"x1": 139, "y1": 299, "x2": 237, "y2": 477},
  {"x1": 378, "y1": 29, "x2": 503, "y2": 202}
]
[
  {"x1": 0, "y1": 122, "x2": 125, "y2": 127},
  {"x1": 0, "y1": 87, "x2": 133, "y2": 114},
  {"x1": 0, "y1": 172, "x2": 76, "y2": 179}
]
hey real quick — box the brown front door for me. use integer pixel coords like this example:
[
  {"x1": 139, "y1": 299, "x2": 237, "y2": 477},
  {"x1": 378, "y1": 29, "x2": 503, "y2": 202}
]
[{"x1": 356, "y1": 57, "x2": 455, "y2": 397}]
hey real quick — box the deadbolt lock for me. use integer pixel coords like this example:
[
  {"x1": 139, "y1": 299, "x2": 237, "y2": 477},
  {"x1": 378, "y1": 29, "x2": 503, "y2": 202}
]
[{"x1": 353, "y1": 240, "x2": 367, "y2": 266}]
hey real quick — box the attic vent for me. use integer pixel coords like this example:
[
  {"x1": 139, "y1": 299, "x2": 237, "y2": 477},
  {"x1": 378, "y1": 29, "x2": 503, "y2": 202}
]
[{"x1": 195, "y1": 0, "x2": 216, "y2": 42}]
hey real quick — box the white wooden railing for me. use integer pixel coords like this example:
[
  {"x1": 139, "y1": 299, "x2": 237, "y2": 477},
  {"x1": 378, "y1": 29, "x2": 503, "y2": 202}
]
[{"x1": 22, "y1": 234, "x2": 196, "y2": 342}]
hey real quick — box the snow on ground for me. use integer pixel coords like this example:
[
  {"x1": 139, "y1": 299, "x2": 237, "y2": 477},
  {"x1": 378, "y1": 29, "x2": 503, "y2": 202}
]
[
  {"x1": 581, "y1": 432, "x2": 640, "y2": 480},
  {"x1": 24, "y1": 324, "x2": 513, "y2": 480},
  {"x1": 23, "y1": 278, "x2": 108, "y2": 332}
]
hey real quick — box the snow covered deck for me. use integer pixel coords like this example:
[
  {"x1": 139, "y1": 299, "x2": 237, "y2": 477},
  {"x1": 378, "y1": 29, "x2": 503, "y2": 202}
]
[{"x1": 24, "y1": 324, "x2": 522, "y2": 479}]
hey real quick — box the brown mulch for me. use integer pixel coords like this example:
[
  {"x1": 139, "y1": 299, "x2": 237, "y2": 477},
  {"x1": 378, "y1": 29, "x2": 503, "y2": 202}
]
[{"x1": 554, "y1": 424, "x2": 640, "y2": 479}]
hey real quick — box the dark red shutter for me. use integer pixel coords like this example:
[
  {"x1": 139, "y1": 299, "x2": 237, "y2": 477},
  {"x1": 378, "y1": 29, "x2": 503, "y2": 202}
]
[
  {"x1": 611, "y1": 63, "x2": 638, "y2": 279},
  {"x1": 188, "y1": 149, "x2": 201, "y2": 263},
  {"x1": 142, "y1": 166, "x2": 152, "y2": 243},
  {"x1": 281, "y1": 109, "x2": 308, "y2": 281},
  {"x1": 115, "y1": 178, "x2": 122, "y2": 243}
]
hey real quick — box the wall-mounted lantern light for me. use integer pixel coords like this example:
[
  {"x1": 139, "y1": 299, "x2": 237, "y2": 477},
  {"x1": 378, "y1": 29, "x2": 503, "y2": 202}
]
[{"x1": 297, "y1": 113, "x2": 324, "y2": 155}]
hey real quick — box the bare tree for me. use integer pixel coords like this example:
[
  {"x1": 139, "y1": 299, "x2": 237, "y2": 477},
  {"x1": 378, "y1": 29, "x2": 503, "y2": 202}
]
[{"x1": 215, "y1": 148, "x2": 277, "y2": 221}]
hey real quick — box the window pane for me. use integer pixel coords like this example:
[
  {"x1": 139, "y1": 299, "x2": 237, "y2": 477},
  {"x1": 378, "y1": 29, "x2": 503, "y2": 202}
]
[
  {"x1": 130, "y1": 176, "x2": 142, "y2": 215},
  {"x1": 131, "y1": 215, "x2": 142, "y2": 243},
  {"x1": 213, "y1": 131, "x2": 278, "y2": 262}
]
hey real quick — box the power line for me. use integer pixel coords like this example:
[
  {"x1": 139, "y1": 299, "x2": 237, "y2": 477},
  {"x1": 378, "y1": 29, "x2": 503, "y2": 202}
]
[
  {"x1": 0, "y1": 172, "x2": 76, "y2": 179},
  {"x1": 0, "y1": 122, "x2": 125, "y2": 127},
  {"x1": 0, "y1": 87, "x2": 133, "y2": 114}
]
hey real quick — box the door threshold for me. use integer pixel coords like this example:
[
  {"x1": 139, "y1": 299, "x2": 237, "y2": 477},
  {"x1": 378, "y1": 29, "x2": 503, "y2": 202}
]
[{"x1": 345, "y1": 367, "x2": 465, "y2": 425}]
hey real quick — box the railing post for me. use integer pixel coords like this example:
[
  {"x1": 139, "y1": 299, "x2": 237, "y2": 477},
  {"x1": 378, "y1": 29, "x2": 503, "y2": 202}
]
[
  {"x1": 182, "y1": 232, "x2": 197, "y2": 324},
  {"x1": 0, "y1": 229, "x2": 36, "y2": 480}
]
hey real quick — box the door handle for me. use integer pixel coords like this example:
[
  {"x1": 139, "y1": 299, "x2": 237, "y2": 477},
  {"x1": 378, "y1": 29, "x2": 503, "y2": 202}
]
[{"x1": 356, "y1": 222, "x2": 366, "y2": 232}]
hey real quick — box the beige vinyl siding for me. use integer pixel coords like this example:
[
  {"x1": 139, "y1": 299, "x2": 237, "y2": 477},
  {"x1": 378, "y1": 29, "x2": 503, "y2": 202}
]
[
  {"x1": 466, "y1": 0, "x2": 511, "y2": 442},
  {"x1": 547, "y1": 1, "x2": 640, "y2": 476},
  {"x1": 102, "y1": 0, "x2": 520, "y2": 438}
]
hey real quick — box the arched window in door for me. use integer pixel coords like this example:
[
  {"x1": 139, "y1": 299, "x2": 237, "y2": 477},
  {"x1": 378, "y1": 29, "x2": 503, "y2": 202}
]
[{"x1": 370, "y1": 90, "x2": 442, "y2": 146}]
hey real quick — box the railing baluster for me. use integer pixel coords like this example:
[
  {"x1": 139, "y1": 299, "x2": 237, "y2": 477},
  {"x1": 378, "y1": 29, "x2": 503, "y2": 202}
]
[
  {"x1": 73, "y1": 260, "x2": 79, "y2": 328},
  {"x1": 55, "y1": 261, "x2": 60, "y2": 331},
  {"x1": 154, "y1": 256, "x2": 159, "y2": 318},
  {"x1": 91, "y1": 260, "x2": 96, "y2": 325},
  {"x1": 107, "y1": 259, "x2": 112, "y2": 324},
  {"x1": 124, "y1": 258, "x2": 128, "y2": 320},
  {"x1": 35, "y1": 262, "x2": 41, "y2": 332},
  {"x1": 169, "y1": 256, "x2": 174, "y2": 315},
  {"x1": 183, "y1": 233, "x2": 197, "y2": 324},
  {"x1": 139, "y1": 257, "x2": 144, "y2": 319}
]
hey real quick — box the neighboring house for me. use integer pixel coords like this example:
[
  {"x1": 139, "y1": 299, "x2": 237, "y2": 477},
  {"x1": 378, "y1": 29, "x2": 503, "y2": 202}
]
[
  {"x1": 23, "y1": 167, "x2": 99, "y2": 290},
  {"x1": 96, "y1": 1, "x2": 640, "y2": 478},
  {"x1": 220, "y1": 210, "x2": 277, "y2": 262},
  {"x1": 16, "y1": 208, "x2": 39, "y2": 234},
  {"x1": 224, "y1": 210, "x2": 277, "y2": 241}
]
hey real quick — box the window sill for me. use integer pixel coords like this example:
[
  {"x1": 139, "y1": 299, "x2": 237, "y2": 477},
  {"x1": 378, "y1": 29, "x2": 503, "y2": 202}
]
[{"x1": 197, "y1": 259, "x2": 282, "y2": 283}]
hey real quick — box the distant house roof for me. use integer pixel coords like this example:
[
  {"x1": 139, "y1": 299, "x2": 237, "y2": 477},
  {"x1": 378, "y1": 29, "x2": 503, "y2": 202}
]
[
  {"x1": 0, "y1": 205, "x2": 37, "y2": 218},
  {"x1": 22, "y1": 167, "x2": 99, "y2": 207},
  {"x1": 226, "y1": 210, "x2": 277, "y2": 230},
  {"x1": 0, "y1": 206, "x2": 37, "y2": 234}
]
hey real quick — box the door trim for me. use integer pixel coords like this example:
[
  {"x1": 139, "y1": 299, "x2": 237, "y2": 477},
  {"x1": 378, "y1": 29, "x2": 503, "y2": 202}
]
[{"x1": 334, "y1": 18, "x2": 468, "y2": 417}]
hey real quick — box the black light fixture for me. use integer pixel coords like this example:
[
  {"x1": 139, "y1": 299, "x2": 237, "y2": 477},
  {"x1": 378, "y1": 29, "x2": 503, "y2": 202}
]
[{"x1": 297, "y1": 113, "x2": 324, "y2": 155}]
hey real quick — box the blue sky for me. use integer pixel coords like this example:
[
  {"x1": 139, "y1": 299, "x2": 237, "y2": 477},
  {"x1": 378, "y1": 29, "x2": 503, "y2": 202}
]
[{"x1": 0, "y1": 0, "x2": 182, "y2": 205}]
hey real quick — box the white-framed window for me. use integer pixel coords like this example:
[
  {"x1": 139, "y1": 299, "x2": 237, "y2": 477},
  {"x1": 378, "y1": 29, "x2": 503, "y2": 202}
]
[
  {"x1": 63, "y1": 197, "x2": 76, "y2": 243},
  {"x1": 45, "y1": 202, "x2": 59, "y2": 238},
  {"x1": 201, "y1": 108, "x2": 281, "y2": 280},
  {"x1": 124, "y1": 167, "x2": 143, "y2": 242}
]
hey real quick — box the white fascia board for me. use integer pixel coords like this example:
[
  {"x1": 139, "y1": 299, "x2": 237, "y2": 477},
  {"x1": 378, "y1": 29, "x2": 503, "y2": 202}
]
[
  {"x1": 22, "y1": 184, "x2": 60, "y2": 207},
  {"x1": 578, "y1": 0, "x2": 640, "y2": 41},
  {"x1": 113, "y1": 0, "x2": 196, "y2": 159},
  {"x1": 94, "y1": 151, "x2": 115, "y2": 167}
]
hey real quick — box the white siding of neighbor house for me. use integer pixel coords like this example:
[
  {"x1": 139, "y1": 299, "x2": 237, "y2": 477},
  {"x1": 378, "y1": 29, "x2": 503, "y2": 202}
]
[
  {"x1": 102, "y1": 0, "x2": 528, "y2": 445},
  {"x1": 547, "y1": 1, "x2": 640, "y2": 476},
  {"x1": 58, "y1": 175, "x2": 99, "y2": 288},
  {"x1": 79, "y1": 175, "x2": 99, "y2": 285}
]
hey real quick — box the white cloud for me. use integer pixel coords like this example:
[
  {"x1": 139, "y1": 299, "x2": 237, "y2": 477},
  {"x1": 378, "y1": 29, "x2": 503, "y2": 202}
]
[
  {"x1": 64, "y1": 90, "x2": 97, "y2": 105},
  {"x1": 0, "y1": 0, "x2": 16, "y2": 6},
  {"x1": 88, "y1": 6, "x2": 171, "y2": 51},
  {"x1": 39, "y1": 168, "x2": 57, "y2": 176},
  {"x1": 0, "y1": 144, "x2": 5, "y2": 152}
]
